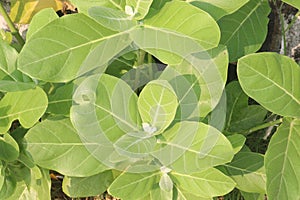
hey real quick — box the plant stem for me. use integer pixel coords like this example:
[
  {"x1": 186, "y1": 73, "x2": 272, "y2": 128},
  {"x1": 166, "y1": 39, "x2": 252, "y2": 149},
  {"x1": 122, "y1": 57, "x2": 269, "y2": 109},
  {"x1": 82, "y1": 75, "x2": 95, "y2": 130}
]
[
  {"x1": 0, "y1": 3, "x2": 25, "y2": 46},
  {"x1": 244, "y1": 118, "x2": 283, "y2": 135}
]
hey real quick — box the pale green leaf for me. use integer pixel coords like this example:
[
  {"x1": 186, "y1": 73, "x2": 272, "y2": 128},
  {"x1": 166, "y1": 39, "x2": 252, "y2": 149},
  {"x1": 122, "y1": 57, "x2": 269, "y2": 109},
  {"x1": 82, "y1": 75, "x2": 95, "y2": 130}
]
[
  {"x1": 150, "y1": 184, "x2": 172, "y2": 200},
  {"x1": 18, "y1": 14, "x2": 132, "y2": 82},
  {"x1": 0, "y1": 134, "x2": 19, "y2": 161},
  {"x1": 237, "y1": 53, "x2": 300, "y2": 118},
  {"x1": 138, "y1": 80, "x2": 178, "y2": 133},
  {"x1": 71, "y1": 0, "x2": 116, "y2": 13},
  {"x1": 6, "y1": 168, "x2": 51, "y2": 200},
  {"x1": 26, "y1": 8, "x2": 58, "y2": 40},
  {"x1": 108, "y1": 171, "x2": 160, "y2": 200},
  {"x1": 0, "y1": 175, "x2": 16, "y2": 199},
  {"x1": 88, "y1": 6, "x2": 137, "y2": 31},
  {"x1": 24, "y1": 118, "x2": 108, "y2": 177},
  {"x1": 109, "y1": 0, "x2": 126, "y2": 10},
  {"x1": 241, "y1": 191, "x2": 265, "y2": 200},
  {"x1": 0, "y1": 39, "x2": 22, "y2": 81},
  {"x1": 218, "y1": 0, "x2": 270, "y2": 62},
  {"x1": 145, "y1": 1, "x2": 220, "y2": 50},
  {"x1": 126, "y1": 0, "x2": 153, "y2": 20},
  {"x1": 282, "y1": 0, "x2": 300, "y2": 9},
  {"x1": 159, "y1": 45, "x2": 228, "y2": 117},
  {"x1": 152, "y1": 122, "x2": 234, "y2": 173},
  {"x1": 222, "y1": 151, "x2": 266, "y2": 193},
  {"x1": 159, "y1": 173, "x2": 173, "y2": 192},
  {"x1": 0, "y1": 87, "x2": 48, "y2": 133},
  {"x1": 171, "y1": 168, "x2": 235, "y2": 198},
  {"x1": 47, "y1": 82, "x2": 74, "y2": 116},
  {"x1": 265, "y1": 118, "x2": 300, "y2": 199},
  {"x1": 189, "y1": 0, "x2": 249, "y2": 20},
  {"x1": 0, "y1": 163, "x2": 3, "y2": 189},
  {"x1": 0, "y1": 81, "x2": 35, "y2": 92},
  {"x1": 63, "y1": 170, "x2": 114, "y2": 197}
]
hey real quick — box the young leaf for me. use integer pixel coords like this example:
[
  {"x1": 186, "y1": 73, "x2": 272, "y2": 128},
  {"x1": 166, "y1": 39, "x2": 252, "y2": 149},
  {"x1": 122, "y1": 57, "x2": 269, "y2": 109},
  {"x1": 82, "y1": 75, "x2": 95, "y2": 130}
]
[
  {"x1": 0, "y1": 134, "x2": 19, "y2": 161},
  {"x1": 218, "y1": 0, "x2": 270, "y2": 62},
  {"x1": 26, "y1": 8, "x2": 59, "y2": 40},
  {"x1": 145, "y1": 1, "x2": 220, "y2": 50},
  {"x1": 189, "y1": 0, "x2": 249, "y2": 20},
  {"x1": 171, "y1": 168, "x2": 235, "y2": 198},
  {"x1": 126, "y1": 0, "x2": 153, "y2": 20},
  {"x1": 237, "y1": 53, "x2": 300, "y2": 118},
  {"x1": 108, "y1": 171, "x2": 160, "y2": 200},
  {"x1": 150, "y1": 184, "x2": 172, "y2": 200},
  {"x1": 0, "y1": 39, "x2": 22, "y2": 81},
  {"x1": 265, "y1": 118, "x2": 300, "y2": 200},
  {"x1": 282, "y1": 0, "x2": 300, "y2": 10},
  {"x1": 24, "y1": 118, "x2": 108, "y2": 177},
  {"x1": 88, "y1": 6, "x2": 137, "y2": 31},
  {"x1": 220, "y1": 151, "x2": 266, "y2": 193},
  {"x1": 138, "y1": 80, "x2": 178, "y2": 133},
  {"x1": 152, "y1": 122, "x2": 234, "y2": 173},
  {"x1": 0, "y1": 87, "x2": 48, "y2": 133},
  {"x1": 18, "y1": 14, "x2": 132, "y2": 82},
  {"x1": 63, "y1": 170, "x2": 114, "y2": 198}
]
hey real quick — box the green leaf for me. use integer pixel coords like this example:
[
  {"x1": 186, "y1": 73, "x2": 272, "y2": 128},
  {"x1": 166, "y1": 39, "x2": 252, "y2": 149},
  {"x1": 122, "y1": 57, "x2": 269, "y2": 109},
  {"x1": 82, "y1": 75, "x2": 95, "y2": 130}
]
[
  {"x1": 0, "y1": 81, "x2": 35, "y2": 92},
  {"x1": 71, "y1": 0, "x2": 116, "y2": 14},
  {"x1": 225, "y1": 81, "x2": 267, "y2": 133},
  {"x1": 138, "y1": 80, "x2": 178, "y2": 133},
  {"x1": 0, "y1": 134, "x2": 19, "y2": 161},
  {"x1": 221, "y1": 151, "x2": 266, "y2": 193},
  {"x1": 88, "y1": 6, "x2": 137, "y2": 31},
  {"x1": 0, "y1": 175, "x2": 16, "y2": 199},
  {"x1": 227, "y1": 134, "x2": 246, "y2": 154},
  {"x1": 237, "y1": 53, "x2": 300, "y2": 118},
  {"x1": 108, "y1": 171, "x2": 160, "y2": 200},
  {"x1": 6, "y1": 167, "x2": 51, "y2": 200},
  {"x1": 145, "y1": 1, "x2": 220, "y2": 50},
  {"x1": 282, "y1": 0, "x2": 300, "y2": 9},
  {"x1": 0, "y1": 87, "x2": 48, "y2": 133},
  {"x1": 63, "y1": 170, "x2": 114, "y2": 197},
  {"x1": 47, "y1": 82, "x2": 74, "y2": 116},
  {"x1": 152, "y1": 122, "x2": 234, "y2": 173},
  {"x1": 126, "y1": 0, "x2": 153, "y2": 20},
  {"x1": 241, "y1": 191, "x2": 265, "y2": 200},
  {"x1": 218, "y1": 0, "x2": 270, "y2": 62},
  {"x1": 171, "y1": 168, "x2": 235, "y2": 198},
  {"x1": 265, "y1": 118, "x2": 300, "y2": 199},
  {"x1": 0, "y1": 39, "x2": 22, "y2": 81},
  {"x1": 18, "y1": 14, "x2": 132, "y2": 82},
  {"x1": 26, "y1": 8, "x2": 58, "y2": 40},
  {"x1": 159, "y1": 45, "x2": 228, "y2": 117},
  {"x1": 189, "y1": 0, "x2": 249, "y2": 20},
  {"x1": 150, "y1": 183, "x2": 172, "y2": 200},
  {"x1": 24, "y1": 118, "x2": 108, "y2": 176}
]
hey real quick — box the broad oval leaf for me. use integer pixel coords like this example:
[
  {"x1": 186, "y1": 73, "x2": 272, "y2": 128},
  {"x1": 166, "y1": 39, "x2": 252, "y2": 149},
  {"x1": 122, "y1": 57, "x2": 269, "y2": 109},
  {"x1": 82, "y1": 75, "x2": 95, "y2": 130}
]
[
  {"x1": 24, "y1": 118, "x2": 108, "y2": 177},
  {"x1": 218, "y1": 0, "x2": 270, "y2": 62},
  {"x1": 138, "y1": 80, "x2": 178, "y2": 133},
  {"x1": 108, "y1": 171, "x2": 160, "y2": 200},
  {"x1": 265, "y1": 118, "x2": 300, "y2": 200},
  {"x1": 145, "y1": 1, "x2": 220, "y2": 50},
  {"x1": 62, "y1": 170, "x2": 113, "y2": 198},
  {"x1": 171, "y1": 168, "x2": 235, "y2": 198},
  {"x1": 190, "y1": 0, "x2": 249, "y2": 20},
  {"x1": 221, "y1": 151, "x2": 266, "y2": 193},
  {"x1": 0, "y1": 81, "x2": 35, "y2": 92},
  {"x1": 18, "y1": 14, "x2": 132, "y2": 82},
  {"x1": 152, "y1": 121, "x2": 234, "y2": 173},
  {"x1": 88, "y1": 6, "x2": 137, "y2": 31},
  {"x1": 0, "y1": 134, "x2": 19, "y2": 161},
  {"x1": 0, "y1": 87, "x2": 48, "y2": 133},
  {"x1": 237, "y1": 53, "x2": 300, "y2": 118}
]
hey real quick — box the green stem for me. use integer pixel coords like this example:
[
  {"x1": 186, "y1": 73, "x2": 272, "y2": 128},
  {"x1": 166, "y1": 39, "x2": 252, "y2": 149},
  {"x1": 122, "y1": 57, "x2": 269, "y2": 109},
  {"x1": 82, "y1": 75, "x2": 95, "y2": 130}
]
[
  {"x1": 244, "y1": 118, "x2": 283, "y2": 135},
  {"x1": 0, "y1": 3, "x2": 25, "y2": 46},
  {"x1": 284, "y1": 11, "x2": 300, "y2": 32}
]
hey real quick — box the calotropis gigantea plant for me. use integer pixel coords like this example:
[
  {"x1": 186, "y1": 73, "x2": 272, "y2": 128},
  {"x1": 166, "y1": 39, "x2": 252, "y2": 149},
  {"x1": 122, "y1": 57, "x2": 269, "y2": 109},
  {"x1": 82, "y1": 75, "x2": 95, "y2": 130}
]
[{"x1": 0, "y1": 0, "x2": 299, "y2": 199}]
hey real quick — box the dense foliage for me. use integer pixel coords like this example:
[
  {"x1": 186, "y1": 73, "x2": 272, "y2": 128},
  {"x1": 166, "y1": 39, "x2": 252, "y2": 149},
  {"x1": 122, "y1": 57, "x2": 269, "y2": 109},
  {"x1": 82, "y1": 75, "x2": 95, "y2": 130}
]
[{"x1": 0, "y1": 0, "x2": 299, "y2": 199}]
